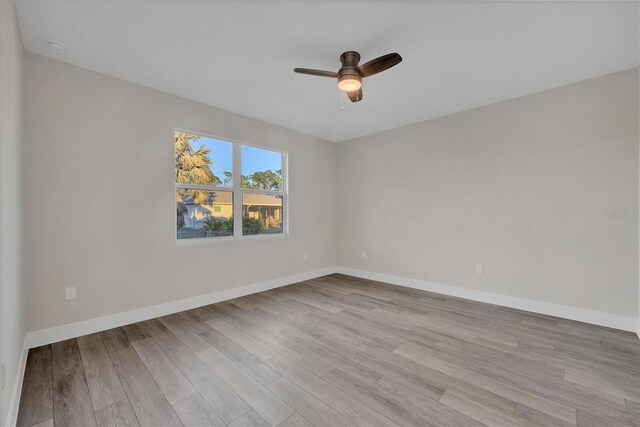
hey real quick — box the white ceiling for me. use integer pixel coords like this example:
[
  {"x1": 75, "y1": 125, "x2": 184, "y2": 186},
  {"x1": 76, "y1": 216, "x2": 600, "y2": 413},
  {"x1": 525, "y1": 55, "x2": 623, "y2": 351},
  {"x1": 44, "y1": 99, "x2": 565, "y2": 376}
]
[{"x1": 16, "y1": 1, "x2": 639, "y2": 142}]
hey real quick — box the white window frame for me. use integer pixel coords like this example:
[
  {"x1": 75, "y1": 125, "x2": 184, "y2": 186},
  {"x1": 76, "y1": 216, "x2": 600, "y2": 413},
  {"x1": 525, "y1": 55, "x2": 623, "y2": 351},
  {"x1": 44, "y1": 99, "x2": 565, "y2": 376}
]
[{"x1": 175, "y1": 128, "x2": 288, "y2": 245}]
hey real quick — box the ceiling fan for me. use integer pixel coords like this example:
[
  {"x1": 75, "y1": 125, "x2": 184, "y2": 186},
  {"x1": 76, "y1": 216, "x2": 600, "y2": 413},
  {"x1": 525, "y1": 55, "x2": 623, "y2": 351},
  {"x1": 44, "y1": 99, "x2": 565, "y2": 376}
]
[{"x1": 294, "y1": 51, "x2": 402, "y2": 103}]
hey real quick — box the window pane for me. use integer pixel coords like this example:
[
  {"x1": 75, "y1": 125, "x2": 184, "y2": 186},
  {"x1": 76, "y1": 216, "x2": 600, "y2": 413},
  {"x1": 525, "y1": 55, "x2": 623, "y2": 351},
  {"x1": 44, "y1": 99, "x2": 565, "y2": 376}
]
[
  {"x1": 241, "y1": 146, "x2": 282, "y2": 191},
  {"x1": 242, "y1": 193, "x2": 283, "y2": 235},
  {"x1": 177, "y1": 189, "x2": 233, "y2": 239},
  {"x1": 175, "y1": 131, "x2": 233, "y2": 187}
]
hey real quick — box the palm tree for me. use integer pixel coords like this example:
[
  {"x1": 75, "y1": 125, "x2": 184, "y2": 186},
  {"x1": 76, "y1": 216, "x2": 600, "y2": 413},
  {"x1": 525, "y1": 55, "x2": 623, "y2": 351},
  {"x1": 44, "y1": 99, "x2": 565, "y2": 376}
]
[{"x1": 175, "y1": 132, "x2": 220, "y2": 227}]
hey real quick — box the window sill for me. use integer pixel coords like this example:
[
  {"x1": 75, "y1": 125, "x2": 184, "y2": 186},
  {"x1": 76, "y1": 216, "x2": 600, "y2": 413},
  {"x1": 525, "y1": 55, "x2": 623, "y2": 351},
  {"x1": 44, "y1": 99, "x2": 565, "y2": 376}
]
[{"x1": 175, "y1": 233, "x2": 288, "y2": 246}]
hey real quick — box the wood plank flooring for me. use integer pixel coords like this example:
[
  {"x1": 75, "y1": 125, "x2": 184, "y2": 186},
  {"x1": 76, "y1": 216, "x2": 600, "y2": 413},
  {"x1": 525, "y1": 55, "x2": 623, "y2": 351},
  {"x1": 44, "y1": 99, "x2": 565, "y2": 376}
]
[{"x1": 17, "y1": 274, "x2": 640, "y2": 426}]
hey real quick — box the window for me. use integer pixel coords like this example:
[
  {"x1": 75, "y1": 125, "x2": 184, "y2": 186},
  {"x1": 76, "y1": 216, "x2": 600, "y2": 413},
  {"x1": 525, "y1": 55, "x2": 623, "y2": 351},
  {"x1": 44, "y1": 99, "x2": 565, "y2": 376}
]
[{"x1": 175, "y1": 130, "x2": 286, "y2": 241}]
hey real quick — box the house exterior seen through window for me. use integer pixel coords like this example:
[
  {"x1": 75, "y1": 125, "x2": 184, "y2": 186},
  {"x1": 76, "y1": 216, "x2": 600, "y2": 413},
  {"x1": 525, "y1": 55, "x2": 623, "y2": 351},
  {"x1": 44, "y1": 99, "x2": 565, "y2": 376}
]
[{"x1": 175, "y1": 130, "x2": 286, "y2": 241}]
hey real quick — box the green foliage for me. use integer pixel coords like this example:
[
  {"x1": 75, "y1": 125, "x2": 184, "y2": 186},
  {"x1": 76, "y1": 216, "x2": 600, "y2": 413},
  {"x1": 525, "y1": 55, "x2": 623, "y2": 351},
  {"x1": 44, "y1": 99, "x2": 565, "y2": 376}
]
[
  {"x1": 223, "y1": 171, "x2": 233, "y2": 186},
  {"x1": 203, "y1": 217, "x2": 233, "y2": 233},
  {"x1": 203, "y1": 216, "x2": 263, "y2": 235},
  {"x1": 242, "y1": 217, "x2": 263, "y2": 235},
  {"x1": 241, "y1": 169, "x2": 282, "y2": 191},
  {"x1": 175, "y1": 132, "x2": 221, "y2": 228},
  {"x1": 176, "y1": 197, "x2": 188, "y2": 229},
  {"x1": 175, "y1": 132, "x2": 220, "y2": 186}
]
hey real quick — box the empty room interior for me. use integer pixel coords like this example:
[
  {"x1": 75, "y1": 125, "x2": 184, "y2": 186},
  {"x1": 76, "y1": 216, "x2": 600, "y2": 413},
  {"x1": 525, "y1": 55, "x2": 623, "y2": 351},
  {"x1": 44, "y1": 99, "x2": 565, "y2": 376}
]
[{"x1": 1, "y1": 1, "x2": 639, "y2": 426}]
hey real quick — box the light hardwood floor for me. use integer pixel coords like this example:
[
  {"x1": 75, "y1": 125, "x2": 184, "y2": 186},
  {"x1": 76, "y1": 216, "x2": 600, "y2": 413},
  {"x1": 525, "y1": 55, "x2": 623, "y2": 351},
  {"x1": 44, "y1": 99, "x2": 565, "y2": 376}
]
[{"x1": 17, "y1": 274, "x2": 640, "y2": 426}]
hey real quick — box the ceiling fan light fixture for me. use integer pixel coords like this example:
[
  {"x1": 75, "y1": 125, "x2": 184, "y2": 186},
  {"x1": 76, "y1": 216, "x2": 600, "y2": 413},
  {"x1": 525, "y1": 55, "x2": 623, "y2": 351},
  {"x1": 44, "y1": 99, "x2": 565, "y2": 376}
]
[{"x1": 337, "y1": 75, "x2": 361, "y2": 92}]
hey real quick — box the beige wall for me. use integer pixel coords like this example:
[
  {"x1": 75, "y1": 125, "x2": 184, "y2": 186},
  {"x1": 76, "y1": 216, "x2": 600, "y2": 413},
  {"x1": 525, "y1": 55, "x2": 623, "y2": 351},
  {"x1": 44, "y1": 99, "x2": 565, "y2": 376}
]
[
  {"x1": 24, "y1": 53, "x2": 337, "y2": 332},
  {"x1": 337, "y1": 69, "x2": 639, "y2": 318},
  {"x1": 0, "y1": 0, "x2": 26, "y2": 423},
  {"x1": 19, "y1": 51, "x2": 640, "y2": 334}
]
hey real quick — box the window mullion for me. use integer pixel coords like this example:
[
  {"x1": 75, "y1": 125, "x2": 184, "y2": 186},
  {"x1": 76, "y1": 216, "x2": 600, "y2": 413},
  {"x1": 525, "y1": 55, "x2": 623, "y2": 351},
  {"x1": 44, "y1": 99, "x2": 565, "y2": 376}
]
[
  {"x1": 282, "y1": 151, "x2": 287, "y2": 235},
  {"x1": 233, "y1": 142, "x2": 242, "y2": 237}
]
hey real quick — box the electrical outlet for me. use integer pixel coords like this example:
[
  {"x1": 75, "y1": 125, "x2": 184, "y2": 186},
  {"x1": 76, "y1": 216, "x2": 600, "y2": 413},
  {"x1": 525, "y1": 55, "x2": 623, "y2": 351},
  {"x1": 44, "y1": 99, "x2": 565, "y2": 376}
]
[
  {"x1": 303, "y1": 252, "x2": 308, "y2": 260},
  {"x1": 65, "y1": 286, "x2": 77, "y2": 300},
  {"x1": 476, "y1": 264, "x2": 483, "y2": 274},
  {"x1": 361, "y1": 250, "x2": 367, "y2": 259}
]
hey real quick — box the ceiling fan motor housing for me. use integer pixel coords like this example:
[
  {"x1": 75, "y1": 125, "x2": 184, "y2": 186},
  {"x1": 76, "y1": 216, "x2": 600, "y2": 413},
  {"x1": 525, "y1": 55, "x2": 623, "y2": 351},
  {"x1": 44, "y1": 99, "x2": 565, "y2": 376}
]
[
  {"x1": 338, "y1": 51, "x2": 362, "y2": 89},
  {"x1": 339, "y1": 51, "x2": 361, "y2": 73}
]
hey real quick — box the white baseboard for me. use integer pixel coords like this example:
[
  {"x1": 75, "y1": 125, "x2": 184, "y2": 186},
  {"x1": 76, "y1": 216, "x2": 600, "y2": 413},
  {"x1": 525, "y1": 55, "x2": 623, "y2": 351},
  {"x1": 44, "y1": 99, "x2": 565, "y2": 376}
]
[
  {"x1": 25, "y1": 266, "x2": 337, "y2": 349},
  {"x1": 336, "y1": 266, "x2": 639, "y2": 333},
  {"x1": 10, "y1": 264, "x2": 638, "y2": 427},
  {"x1": 4, "y1": 337, "x2": 28, "y2": 427},
  {"x1": 24, "y1": 264, "x2": 639, "y2": 349}
]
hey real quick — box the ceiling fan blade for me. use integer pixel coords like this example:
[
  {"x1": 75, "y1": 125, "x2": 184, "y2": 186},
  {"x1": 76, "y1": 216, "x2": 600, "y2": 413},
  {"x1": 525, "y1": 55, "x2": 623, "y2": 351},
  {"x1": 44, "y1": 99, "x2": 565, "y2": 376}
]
[
  {"x1": 357, "y1": 53, "x2": 402, "y2": 77},
  {"x1": 294, "y1": 68, "x2": 339, "y2": 78},
  {"x1": 347, "y1": 88, "x2": 363, "y2": 103}
]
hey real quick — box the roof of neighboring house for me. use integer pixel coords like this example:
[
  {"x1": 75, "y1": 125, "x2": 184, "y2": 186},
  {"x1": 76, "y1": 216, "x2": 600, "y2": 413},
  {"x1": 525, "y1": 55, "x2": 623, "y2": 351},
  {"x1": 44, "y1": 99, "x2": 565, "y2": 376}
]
[{"x1": 242, "y1": 193, "x2": 282, "y2": 207}]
